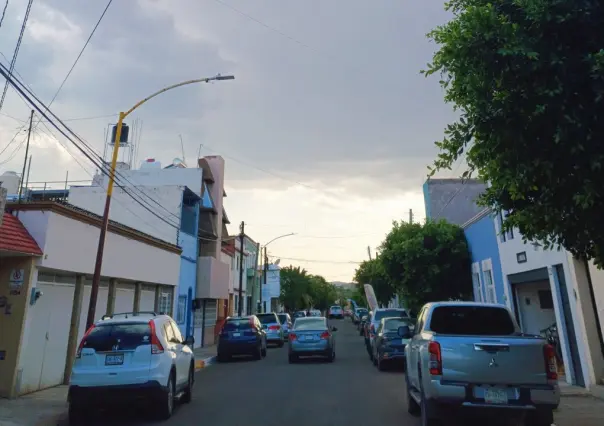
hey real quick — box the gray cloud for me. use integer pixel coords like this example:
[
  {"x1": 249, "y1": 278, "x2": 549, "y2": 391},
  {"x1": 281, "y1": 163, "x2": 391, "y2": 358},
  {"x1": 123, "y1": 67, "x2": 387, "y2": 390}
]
[{"x1": 0, "y1": 0, "x2": 455, "y2": 197}]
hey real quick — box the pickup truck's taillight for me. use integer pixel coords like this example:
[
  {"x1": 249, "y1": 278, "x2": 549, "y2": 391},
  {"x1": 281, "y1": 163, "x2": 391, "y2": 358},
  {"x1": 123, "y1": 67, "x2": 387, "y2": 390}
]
[
  {"x1": 428, "y1": 342, "x2": 442, "y2": 375},
  {"x1": 543, "y1": 344, "x2": 558, "y2": 380}
]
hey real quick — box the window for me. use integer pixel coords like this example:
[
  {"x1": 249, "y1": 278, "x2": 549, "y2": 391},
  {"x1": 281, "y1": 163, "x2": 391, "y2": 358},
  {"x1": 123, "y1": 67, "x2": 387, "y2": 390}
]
[
  {"x1": 429, "y1": 306, "x2": 516, "y2": 336},
  {"x1": 234, "y1": 295, "x2": 239, "y2": 314},
  {"x1": 483, "y1": 269, "x2": 497, "y2": 304},
  {"x1": 383, "y1": 318, "x2": 414, "y2": 332},
  {"x1": 257, "y1": 313, "x2": 278, "y2": 324},
  {"x1": 373, "y1": 309, "x2": 408, "y2": 322},
  {"x1": 158, "y1": 292, "x2": 172, "y2": 315},
  {"x1": 224, "y1": 318, "x2": 252, "y2": 331},
  {"x1": 176, "y1": 296, "x2": 187, "y2": 324},
  {"x1": 293, "y1": 318, "x2": 327, "y2": 330},
  {"x1": 538, "y1": 290, "x2": 554, "y2": 309},
  {"x1": 83, "y1": 323, "x2": 151, "y2": 352},
  {"x1": 170, "y1": 320, "x2": 183, "y2": 342},
  {"x1": 472, "y1": 264, "x2": 483, "y2": 302}
]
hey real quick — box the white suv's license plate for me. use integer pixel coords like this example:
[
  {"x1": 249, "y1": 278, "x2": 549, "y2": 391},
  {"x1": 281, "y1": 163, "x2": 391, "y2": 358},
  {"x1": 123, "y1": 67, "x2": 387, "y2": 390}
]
[
  {"x1": 484, "y1": 388, "x2": 508, "y2": 404},
  {"x1": 105, "y1": 354, "x2": 124, "y2": 366}
]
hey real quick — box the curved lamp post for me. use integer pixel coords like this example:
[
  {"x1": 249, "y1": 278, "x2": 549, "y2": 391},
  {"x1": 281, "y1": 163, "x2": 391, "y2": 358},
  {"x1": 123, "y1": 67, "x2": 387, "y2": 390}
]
[
  {"x1": 259, "y1": 232, "x2": 296, "y2": 313},
  {"x1": 85, "y1": 74, "x2": 235, "y2": 329}
]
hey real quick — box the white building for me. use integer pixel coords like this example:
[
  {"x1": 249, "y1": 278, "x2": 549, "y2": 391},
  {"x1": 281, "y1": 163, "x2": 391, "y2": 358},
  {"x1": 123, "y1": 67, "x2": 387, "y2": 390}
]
[
  {"x1": 494, "y1": 216, "x2": 604, "y2": 389},
  {"x1": 0, "y1": 202, "x2": 180, "y2": 398},
  {"x1": 261, "y1": 264, "x2": 281, "y2": 313}
]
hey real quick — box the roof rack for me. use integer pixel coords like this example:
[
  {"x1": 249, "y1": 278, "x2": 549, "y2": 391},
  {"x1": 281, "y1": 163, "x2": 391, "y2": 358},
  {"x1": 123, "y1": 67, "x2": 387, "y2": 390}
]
[{"x1": 101, "y1": 311, "x2": 158, "y2": 320}]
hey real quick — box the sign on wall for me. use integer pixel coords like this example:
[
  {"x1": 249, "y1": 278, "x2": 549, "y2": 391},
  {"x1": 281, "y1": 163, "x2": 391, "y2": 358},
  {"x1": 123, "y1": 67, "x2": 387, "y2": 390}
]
[{"x1": 9, "y1": 269, "x2": 25, "y2": 290}]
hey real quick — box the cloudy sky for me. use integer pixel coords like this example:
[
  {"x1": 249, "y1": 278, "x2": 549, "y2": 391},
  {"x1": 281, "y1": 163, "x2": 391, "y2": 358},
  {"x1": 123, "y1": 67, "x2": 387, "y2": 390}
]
[{"x1": 0, "y1": 0, "x2": 457, "y2": 282}]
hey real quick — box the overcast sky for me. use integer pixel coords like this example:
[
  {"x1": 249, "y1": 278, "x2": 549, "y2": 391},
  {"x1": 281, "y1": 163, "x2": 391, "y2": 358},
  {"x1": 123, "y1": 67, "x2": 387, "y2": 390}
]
[{"x1": 0, "y1": 0, "x2": 456, "y2": 282}]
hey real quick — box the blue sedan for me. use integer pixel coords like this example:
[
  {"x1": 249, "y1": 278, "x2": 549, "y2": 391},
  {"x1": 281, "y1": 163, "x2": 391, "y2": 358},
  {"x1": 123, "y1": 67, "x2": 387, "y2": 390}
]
[{"x1": 288, "y1": 317, "x2": 337, "y2": 363}]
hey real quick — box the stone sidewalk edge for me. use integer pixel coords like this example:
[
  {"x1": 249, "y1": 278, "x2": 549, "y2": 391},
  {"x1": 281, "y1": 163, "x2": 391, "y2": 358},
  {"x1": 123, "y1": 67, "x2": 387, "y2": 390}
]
[{"x1": 194, "y1": 355, "x2": 217, "y2": 371}]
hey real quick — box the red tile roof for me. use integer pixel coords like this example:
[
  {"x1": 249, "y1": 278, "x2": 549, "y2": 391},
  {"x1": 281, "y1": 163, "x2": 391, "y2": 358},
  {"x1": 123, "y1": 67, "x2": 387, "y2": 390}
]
[{"x1": 0, "y1": 213, "x2": 43, "y2": 255}]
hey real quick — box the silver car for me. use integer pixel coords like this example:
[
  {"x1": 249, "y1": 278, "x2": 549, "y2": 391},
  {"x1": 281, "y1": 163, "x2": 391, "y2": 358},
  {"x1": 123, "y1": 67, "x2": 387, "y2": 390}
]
[
  {"x1": 256, "y1": 312, "x2": 284, "y2": 347},
  {"x1": 277, "y1": 313, "x2": 293, "y2": 342},
  {"x1": 288, "y1": 316, "x2": 337, "y2": 363}
]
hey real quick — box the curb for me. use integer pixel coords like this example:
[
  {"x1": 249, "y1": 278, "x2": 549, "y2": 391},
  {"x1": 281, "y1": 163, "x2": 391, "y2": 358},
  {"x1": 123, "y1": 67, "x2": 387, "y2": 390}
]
[{"x1": 194, "y1": 356, "x2": 216, "y2": 372}]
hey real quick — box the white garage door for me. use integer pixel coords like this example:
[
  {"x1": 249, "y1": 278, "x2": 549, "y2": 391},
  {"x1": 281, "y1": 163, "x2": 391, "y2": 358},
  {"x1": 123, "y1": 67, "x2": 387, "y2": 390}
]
[
  {"x1": 114, "y1": 285, "x2": 135, "y2": 315},
  {"x1": 77, "y1": 285, "x2": 108, "y2": 343},
  {"x1": 140, "y1": 289, "x2": 156, "y2": 312},
  {"x1": 19, "y1": 282, "x2": 75, "y2": 394}
]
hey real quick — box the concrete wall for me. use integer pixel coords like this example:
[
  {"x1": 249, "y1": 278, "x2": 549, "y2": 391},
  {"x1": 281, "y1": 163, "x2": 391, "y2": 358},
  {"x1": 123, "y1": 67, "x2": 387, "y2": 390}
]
[
  {"x1": 68, "y1": 185, "x2": 183, "y2": 244},
  {"x1": 423, "y1": 179, "x2": 487, "y2": 225},
  {"x1": 92, "y1": 167, "x2": 203, "y2": 197},
  {"x1": 0, "y1": 258, "x2": 35, "y2": 398},
  {"x1": 17, "y1": 210, "x2": 180, "y2": 286},
  {"x1": 464, "y1": 211, "x2": 506, "y2": 305},
  {"x1": 588, "y1": 260, "x2": 604, "y2": 341}
]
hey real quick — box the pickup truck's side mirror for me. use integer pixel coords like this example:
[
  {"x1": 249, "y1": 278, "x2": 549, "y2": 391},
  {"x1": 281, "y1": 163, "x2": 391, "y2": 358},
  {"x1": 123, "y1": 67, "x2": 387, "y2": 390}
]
[{"x1": 397, "y1": 325, "x2": 412, "y2": 339}]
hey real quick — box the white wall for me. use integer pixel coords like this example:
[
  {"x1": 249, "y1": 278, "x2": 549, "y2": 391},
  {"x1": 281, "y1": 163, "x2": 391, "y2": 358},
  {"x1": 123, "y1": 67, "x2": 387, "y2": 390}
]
[
  {"x1": 92, "y1": 168, "x2": 203, "y2": 197},
  {"x1": 588, "y1": 261, "x2": 604, "y2": 337},
  {"x1": 18, "y1": 210, "x2": 180, "y2": 286},
  {"x1": 219, "y1": 251, "x2": 234, "y2": 293},
  {"x1": 68, "y1": 185, "x2": 183, "y2": 244}
]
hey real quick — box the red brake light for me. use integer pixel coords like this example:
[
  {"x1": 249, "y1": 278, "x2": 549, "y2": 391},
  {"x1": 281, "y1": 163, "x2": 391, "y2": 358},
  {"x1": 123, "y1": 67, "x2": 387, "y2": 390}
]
[
  {"x1": 269, "y1": 325, "x2": 280, "y2": 331},
  {"x1": 320, "y1": 331, "x2": 330, "y2": 339},
  {"x1": 76, "y1": 324, "x2": 96, "y2": 358},
  {"x1": 428, "y1": 342, "x2": 442, "y2": 375},
  {"x1": 149, "y1": 320, "x2": 164, "y2": 354},
  {"x1": 543, "y1": 344, "x2": 558, "y2": 380},
  {"x1": 289, "y1": 333, "x2": 297, "y2": 341}
]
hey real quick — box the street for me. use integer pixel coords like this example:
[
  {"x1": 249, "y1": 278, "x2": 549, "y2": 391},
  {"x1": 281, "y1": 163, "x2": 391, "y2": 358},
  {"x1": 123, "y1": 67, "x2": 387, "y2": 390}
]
[{"x1": 40, "y1": 318, "x2": 602, "y2": 426}]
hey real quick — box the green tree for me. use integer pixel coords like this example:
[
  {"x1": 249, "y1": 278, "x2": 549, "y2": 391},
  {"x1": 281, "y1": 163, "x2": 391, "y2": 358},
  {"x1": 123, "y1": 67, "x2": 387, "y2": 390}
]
[
  {"x1": 353, "y1": 258, "x2": 395, "y2": 307},
  {"x1": 379, "y1": 220, "x2": 472, "y2": 312},
  {"x1": 350, "y1": 284, "x2": 367, "y2": 307},
  {"x1": 308, "y1": 275, "x2": 338, "y2": 312},
  {"x1": 279, "y1": 266, "x2": 312, "y2": 311},
  {"x1": 424, "y1": 1, "x2": 604, "y2": 265}
]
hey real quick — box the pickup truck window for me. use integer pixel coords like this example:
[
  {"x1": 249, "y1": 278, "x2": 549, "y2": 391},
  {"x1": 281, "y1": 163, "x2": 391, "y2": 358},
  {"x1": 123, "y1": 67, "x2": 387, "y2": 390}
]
[{"x1": 429, "y1": 306, "x2": 516, "y2": 336}]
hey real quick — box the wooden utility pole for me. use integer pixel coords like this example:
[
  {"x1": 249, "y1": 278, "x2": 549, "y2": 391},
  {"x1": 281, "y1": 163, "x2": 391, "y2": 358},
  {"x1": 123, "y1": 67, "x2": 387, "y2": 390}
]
[
  {"x1": 253, "y1": 242, "x2": 260, "y2": 314},
  {"x1": 262, "y1": 247, "x2": 268, "y2": 313},
  {"x1": 237, "y1": 221, "x2": 245, "y2": 317},
  {"x1": 409, "y1": 208, "x2": 414, "y2": 224},
  {"x1": 17, "y1": 110, "x2": 34, "y2": 212},
  {"x1": 367, "y1": 246, "x2": 372, "y2": 261}
]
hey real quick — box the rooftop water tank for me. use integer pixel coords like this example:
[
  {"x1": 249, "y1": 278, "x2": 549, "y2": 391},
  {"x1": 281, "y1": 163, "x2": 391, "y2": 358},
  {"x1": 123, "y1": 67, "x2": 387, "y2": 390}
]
[
  {"x1": 140, "y1": 158, "x2": 161, "y2": 169},
  {"x1": 0, "y1": 171, "x2": 21, "y2": 194}
]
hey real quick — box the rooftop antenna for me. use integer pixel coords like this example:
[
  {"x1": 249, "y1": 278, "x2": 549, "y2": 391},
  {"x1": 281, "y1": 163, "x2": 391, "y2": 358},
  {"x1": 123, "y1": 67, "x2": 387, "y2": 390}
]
[
  {"x1": 179, "y1": 134, "x2": 187, "y2": 167},
  {"x1": 197, "y1": 144, "x2": 202, "y2": 167}
]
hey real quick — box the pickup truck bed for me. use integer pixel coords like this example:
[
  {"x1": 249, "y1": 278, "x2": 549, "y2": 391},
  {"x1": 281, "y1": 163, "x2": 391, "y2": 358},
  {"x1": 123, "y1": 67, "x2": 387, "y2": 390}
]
[{"x1": 404, "y1": 302, "x2": 559, "y2": 426}]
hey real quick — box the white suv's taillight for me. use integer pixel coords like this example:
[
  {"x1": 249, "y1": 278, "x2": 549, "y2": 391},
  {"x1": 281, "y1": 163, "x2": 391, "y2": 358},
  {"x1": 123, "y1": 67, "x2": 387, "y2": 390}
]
[
  {"x1": 149, "y1": 320, "x2": 164, "y2": 354},
  {"x1": 76, "y1": 324, "x2": 96, "y2": 358}
]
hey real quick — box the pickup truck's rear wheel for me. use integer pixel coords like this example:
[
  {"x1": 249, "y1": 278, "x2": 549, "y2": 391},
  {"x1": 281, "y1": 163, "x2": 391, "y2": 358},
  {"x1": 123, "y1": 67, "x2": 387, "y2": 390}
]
[{"x1": 525, "y1": 407, "x2": 554, "y2": 426}]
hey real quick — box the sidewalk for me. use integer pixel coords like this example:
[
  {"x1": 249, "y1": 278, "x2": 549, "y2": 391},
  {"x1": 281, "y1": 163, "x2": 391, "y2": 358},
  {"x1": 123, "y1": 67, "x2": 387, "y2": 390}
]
[{"x1": 0, "y1": 345, "x2": 217, "y2": 426}]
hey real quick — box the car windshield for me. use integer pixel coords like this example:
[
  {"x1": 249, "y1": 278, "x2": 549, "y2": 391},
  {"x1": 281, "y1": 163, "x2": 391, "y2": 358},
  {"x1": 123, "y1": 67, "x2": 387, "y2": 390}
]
[
  {"x1": 374, "y1": 309, "x2": 408, "y2": 322},
  {"x1": 383, "y1": 318, "x2": 413, "y2": 332},
  {"x1": 430, "y1": 306, "x2": 516, "y2": 336},
  {"x1": 256, "y1": 314, "x2": 278, "y2": 324},
  {"x1": 293, "y1": 318, "x2": 327, "y2": 330},
  {"x1": 277, "y1": 314, "x2": 288, "y2": 324},
  {"x1": 331, "y1": 306, "x2": 341, "y2": 310},
  {"x1": 83, "y1": 323, "x2": 151, "y2": 352},
  {"x1": 223, "y1": 318, "x2": 252, "y2": 331},
  {"x1": 357, "y1": 309, "x2": 368, "y2": 315}
]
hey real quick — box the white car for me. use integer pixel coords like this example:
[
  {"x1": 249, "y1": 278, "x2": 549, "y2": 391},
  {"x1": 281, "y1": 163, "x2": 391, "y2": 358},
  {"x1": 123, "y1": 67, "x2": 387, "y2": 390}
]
[
  {"x1": 328, "y1": 305, "x2": 344, "y2": 319},
  {"x1": 68, "y1": 312, "x2": 195, "y2": 424}
]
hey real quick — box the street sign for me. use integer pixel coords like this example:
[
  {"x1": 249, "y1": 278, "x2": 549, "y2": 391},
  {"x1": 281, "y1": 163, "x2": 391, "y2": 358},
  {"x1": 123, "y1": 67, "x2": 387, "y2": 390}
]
[{"x1": 9, "y1": 269, "x2": 24, "y2": 290}]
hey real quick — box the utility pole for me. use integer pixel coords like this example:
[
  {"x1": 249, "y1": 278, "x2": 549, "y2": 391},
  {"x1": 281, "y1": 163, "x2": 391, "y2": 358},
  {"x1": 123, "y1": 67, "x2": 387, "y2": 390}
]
[
  {"x1": 252, "y1": 242, "x2": 260, "y2": 315},
  {"x1": 17, "y1": 110, "x2": 34, "y2": 213},
  {"x1": 237, "y1": 221, "x2": 245, "y2": 317},
  {"x1": 409, "y1": 208, "x2": 413, "y2": 224},
  {"x1": 367, "y1": 246, "x2": 372, "y2": 261},
  {"x1": 261, "y1": 247, "x2": 268, "y2": 313}
]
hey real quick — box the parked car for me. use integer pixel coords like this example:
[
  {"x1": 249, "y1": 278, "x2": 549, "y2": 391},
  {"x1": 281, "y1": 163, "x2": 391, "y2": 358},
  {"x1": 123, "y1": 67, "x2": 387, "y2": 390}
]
[
  {"x1": 368, "y1": 308, "x2": 409, "y2": 360},
  {"x1": 363, "y1": 312, "x2": 373, "y2": 356},
  {"x1": 278, "y1": 313, "x2": 293, "y2": 341},
  {"x1": 256, "y1": 312, "x2": 285, "y2": 347},
  {"x1": 353, "y1": 308, "x2": 368, "y2": 325},
  {"x1": 405, "y1": 302, "x2": 560, "y2": 426},
  {"x1": 288, "y1": 316, "x2": 337, "y2": 363},
  {"x1": 371, "y1": 317, "x2": 414, "y2": 371},
  {"x1": 217, "y1": 316, "x2": 267, "y2": 362},
  {"x1": 68, "y1": 312, "x2": 195, "y2": 423},
  {"x1": 309, "y1": 309, "x2": 322, "y2": 317},
  {"x1": 328, "y1": 305, "x2": 344, "y2": 319},
  {"x1": 293, "y1": 310, "x2": 307, "y2": 320}
]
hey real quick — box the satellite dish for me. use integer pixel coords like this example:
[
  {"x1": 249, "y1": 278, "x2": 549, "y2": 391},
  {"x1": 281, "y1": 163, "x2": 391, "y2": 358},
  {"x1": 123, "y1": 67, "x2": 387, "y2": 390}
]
[{"x1": 274, "y1": 259, "x2": 281, "y2": 266}]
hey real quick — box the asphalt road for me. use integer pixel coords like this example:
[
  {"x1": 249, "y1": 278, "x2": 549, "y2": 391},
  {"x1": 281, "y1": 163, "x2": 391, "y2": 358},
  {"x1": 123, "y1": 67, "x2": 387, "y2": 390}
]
[{"x1": 77, "y1": 317, "x2": 420, "y2": 426}]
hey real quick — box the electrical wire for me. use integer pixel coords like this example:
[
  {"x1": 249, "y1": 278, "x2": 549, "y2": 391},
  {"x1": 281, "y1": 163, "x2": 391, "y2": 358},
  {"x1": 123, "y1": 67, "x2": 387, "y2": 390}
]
[
  {"x1": 0, "y1": 0, "x2": 33, "y2": 112},
  {"x1": 0, "y1": 122, "x2": 26, "y2": 157},
  {"x1": 32, "y1": 0, "x2": 113, "y2": 132},
  {"x1": 268, "y1": 255, "x2": 362, "y2": 265},
  {"x1": 0, "y1": 61, "x2": 235, "y2": 244},
  {"x1": 0, "y1": 134, "x2": 26, "y2": 166},
  {"x1": 0, "y1": 0, "x2": 8, "y2": 29}
]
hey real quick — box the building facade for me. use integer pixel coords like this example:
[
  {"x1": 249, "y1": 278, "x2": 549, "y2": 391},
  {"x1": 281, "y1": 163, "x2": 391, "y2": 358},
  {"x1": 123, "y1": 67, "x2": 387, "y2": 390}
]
[{"x1": 0, "y1": 202, "x2": 181, "y2": 398}]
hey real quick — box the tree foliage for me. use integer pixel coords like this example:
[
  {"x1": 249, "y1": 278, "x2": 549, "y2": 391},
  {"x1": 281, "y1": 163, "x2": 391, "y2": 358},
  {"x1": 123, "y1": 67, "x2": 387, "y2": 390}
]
[
  {"x1": 279, "y1": 266, "x2": 338, "y2": 312},
  {"x1": 379, "y1": 220, "x2": 473, "y2": 312},
  {"x1": 353, "y1": 258, "x2": 395, "y2": 307},
  {"x1": 425, "y1": 1, "x2": 604, "y2": 265}
]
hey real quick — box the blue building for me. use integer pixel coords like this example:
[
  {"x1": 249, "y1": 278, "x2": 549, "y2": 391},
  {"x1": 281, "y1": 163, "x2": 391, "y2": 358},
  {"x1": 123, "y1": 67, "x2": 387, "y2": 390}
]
[{"x1": 462, "y1": 209, "x2": 506, "y2": 305}]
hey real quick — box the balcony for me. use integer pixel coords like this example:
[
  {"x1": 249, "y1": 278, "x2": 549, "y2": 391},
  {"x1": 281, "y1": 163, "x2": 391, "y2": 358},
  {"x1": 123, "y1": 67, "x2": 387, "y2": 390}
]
[{"x1": 197, "y1": 256, "x2": 230, "y2": 299}]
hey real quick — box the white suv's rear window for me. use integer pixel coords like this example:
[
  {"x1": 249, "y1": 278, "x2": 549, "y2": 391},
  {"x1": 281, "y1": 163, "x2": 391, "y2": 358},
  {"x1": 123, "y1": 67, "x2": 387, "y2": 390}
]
[{"x1": 83, "y1": 323, "x2": 151, "y2": 352}]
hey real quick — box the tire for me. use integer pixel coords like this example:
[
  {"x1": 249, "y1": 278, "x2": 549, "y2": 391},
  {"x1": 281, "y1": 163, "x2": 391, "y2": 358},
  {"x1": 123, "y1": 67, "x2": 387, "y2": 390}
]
[
  {"x1": 181, "y1": 366, "x2": 194, "y2": 404},
  {"x1": 217, "y1": 352, "x2": 227, "y2": 363},
  {"x1": 420, "y1": 381, "x2": 440, "y2": 426},
  {"x1": 524, "y1": 408, "x2": 554, "y2": 426},
  {"x1": 405, "y1": 374, "x2": 420, "y2": 416},
  {"x1": 327, "y1": 350, "x2": 335, "y2": 363},
  {"x1": 254, "y1": 344, "x2": 262, "y2": 360},
  {"x1": 278, "y1": 340, "x2": 284, "y2": 348},
  {"x1": 377, "y1": 355, "x2": 386, "y2": 371},
  {"x1": 261, "y1": 346, "x2": 267, "y2": 357},
  {"x1": 288, "y1": 354, "x2": 297, "y2": 364},
  {"x1": 68, "y1": 402, "x2": 85, "y2": 426},
  {"x1": 157, "y1": 373, "x2": 175, "y2": 420}
]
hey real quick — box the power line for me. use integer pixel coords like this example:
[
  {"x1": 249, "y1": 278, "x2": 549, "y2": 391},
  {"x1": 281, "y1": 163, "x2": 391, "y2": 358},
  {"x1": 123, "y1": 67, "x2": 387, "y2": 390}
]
[
  {"x1": 32, "y1": 0, "x2": 113, "y2": 131},
  {"x1": 0, "y1": 0, "x2": 33, "y2": 112},
  {"x1": 0, "y1": 122, "x2": 26, "y2": 157},
  {"x1": 0, "y1": 0, "x2": 8, "y2": 29},
  {"x1": 270, "y1": 255, "x2": 362, "y2": 265}
]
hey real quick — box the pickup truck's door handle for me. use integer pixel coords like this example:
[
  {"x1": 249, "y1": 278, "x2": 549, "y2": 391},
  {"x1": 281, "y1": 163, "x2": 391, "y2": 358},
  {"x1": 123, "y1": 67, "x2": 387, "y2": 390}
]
[{"x1": 473, "y1": 343, "x2": 510, "y2": 352}]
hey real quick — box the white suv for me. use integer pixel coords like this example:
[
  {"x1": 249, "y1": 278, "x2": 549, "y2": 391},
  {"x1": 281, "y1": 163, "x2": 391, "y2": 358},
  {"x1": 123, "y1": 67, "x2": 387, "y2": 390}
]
[
  {"x1": 68, "y1": 312, "x2": 195, "y2": 424},
  {"x1": 328, "y1": 305, "x2": 344, "y2": 319}
]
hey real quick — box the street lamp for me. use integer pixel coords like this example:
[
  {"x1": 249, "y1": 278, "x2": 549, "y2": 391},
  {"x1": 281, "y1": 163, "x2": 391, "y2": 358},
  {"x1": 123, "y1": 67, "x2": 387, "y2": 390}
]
[
  {"x1": 260, "y1": 233, "x2": 296, "y2": 314},
  {"x1": 85, "y1": 74, "x2": 235, "y2": 329}
]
